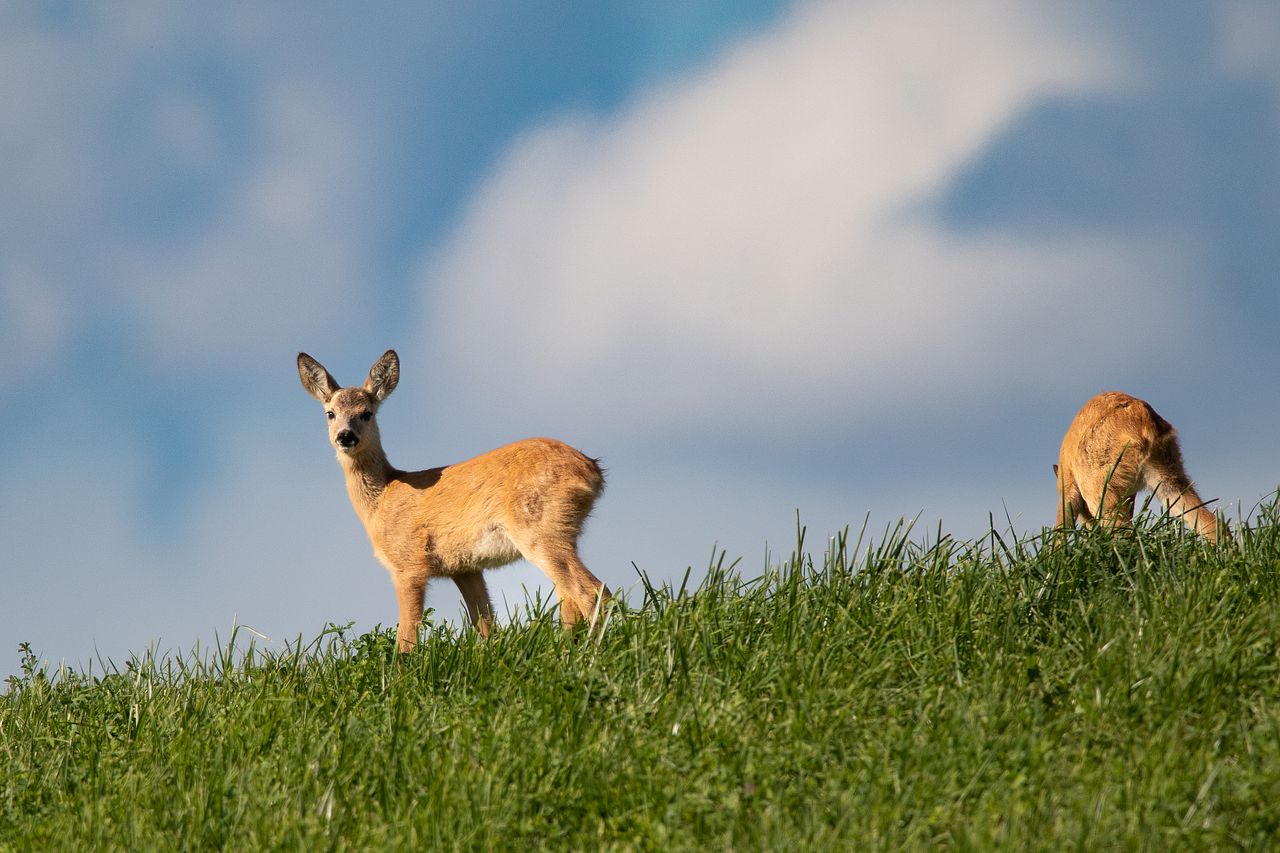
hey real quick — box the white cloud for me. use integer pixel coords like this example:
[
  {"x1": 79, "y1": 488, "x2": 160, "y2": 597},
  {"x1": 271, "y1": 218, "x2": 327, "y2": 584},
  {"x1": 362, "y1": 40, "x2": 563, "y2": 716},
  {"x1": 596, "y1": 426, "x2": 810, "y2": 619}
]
[
  {"x1": 0, "y1": 8, "x2": 389, "y2": 386},
  {"x1": 1218, "y1": 1, "x2": 1280, "y2": 83},
  {"x1": 11, "y1": 0, "x2": 1272, "y2": 680},
  {"x1": 0, "y1": 385, "x2": 586, "y2": 678},
  {"x1": 420, "y1": 0, "x2": 1199, "y2": 439},
  {"x1": 1, "y1": 416, "x2": 390, "y2": 676},
  {"x1": 0, "y1": 260, "x2": 71, "y2": 374},
  {"x1": 115, "y1": 78, "x2": 382, "y2": 371},
  {"x1": 0, "y1": 414, "x2": 625, "y2": 678}
]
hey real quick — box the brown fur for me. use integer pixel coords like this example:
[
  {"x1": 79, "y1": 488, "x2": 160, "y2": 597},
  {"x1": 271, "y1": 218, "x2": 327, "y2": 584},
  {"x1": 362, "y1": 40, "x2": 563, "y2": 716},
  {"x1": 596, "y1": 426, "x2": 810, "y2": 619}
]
[
  {"x1": 1054, "y1": 391, "x2": 1220, "y2": 542},
  {"x1": 298, "y1": 350, "x2": 610, "y2": 651}
]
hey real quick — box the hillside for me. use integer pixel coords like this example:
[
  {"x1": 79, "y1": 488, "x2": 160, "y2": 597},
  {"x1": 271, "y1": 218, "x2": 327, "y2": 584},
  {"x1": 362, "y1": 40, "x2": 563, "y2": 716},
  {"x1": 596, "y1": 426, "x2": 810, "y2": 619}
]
[{"x1": 4, "y1": 502, "x2": 1280, "y2": 849}]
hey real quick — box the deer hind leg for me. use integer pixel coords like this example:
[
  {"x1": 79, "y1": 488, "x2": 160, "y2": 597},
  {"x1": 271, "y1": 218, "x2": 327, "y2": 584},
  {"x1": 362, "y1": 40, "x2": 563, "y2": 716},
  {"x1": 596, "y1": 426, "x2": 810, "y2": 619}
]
[
  {"x1": 560, "y1": 550, "x2": 611, "y2": 629},
  {"x1": 558, "y1": 593, "x2": 577, "y2": 627},
  {"x1": 514, "y1": 539, "x2": 610, "y2": 631},
  {"x1": 1148, "y1": 466, "x2": 1220, "y2": 542},
  {"x1": 452, "y1": 572, "x2": 495, "y2": 638}
]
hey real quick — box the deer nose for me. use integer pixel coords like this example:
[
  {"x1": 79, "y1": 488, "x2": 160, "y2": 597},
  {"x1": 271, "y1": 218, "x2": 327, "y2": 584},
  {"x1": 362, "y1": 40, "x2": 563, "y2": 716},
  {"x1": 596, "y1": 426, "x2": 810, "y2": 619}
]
[{"x1": 336, "y1": 430, "x2": 358, "y2": 448}]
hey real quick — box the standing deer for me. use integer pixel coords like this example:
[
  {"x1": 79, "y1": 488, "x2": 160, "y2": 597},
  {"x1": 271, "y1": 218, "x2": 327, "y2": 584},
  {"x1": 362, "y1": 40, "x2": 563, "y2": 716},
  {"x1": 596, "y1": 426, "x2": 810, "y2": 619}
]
[
  {"x1": 1054, "y1": 391, "x2": 1221, "y2": 542},
  {"x1": 297, "y1": 349, "x2": 610, "y2": 651}
]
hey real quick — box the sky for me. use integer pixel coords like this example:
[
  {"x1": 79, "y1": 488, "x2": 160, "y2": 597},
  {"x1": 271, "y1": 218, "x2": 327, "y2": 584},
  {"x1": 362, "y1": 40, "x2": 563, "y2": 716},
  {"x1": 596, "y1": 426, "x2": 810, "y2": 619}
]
[{"x1": 3, "y1": 1, "x2": 1278, "y2": 680}]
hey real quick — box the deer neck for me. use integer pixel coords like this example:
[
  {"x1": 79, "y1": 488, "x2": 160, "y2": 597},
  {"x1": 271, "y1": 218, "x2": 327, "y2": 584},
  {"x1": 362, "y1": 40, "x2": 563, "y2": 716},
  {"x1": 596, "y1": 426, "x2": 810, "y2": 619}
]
[{"x1": 339, "y1": 447, "x2": 393, "y2": 526}]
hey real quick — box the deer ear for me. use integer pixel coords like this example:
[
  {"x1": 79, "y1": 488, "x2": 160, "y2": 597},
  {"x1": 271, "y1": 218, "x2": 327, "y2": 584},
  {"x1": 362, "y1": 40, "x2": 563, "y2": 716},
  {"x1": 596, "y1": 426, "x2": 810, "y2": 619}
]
[
  {"x1": 297, "y1": 353, "x2": 340, "y2": 403},
  {"x1": 365, "y1": 349, "x2": 400, "y2": 402},
  {"x1": 1052, "y1": 464, "x2": 1059, "y2": 478}
]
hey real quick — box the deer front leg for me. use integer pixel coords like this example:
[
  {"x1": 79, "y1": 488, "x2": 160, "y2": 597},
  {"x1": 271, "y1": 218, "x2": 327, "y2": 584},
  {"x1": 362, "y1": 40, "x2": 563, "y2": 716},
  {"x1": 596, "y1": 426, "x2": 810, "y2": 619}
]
[
  {"x1": 1055, "y1": 472, "x2": 1088, "y2": 529},
  {"x1": 393, "y1": 573, "x2": 428, "y2": 652}
]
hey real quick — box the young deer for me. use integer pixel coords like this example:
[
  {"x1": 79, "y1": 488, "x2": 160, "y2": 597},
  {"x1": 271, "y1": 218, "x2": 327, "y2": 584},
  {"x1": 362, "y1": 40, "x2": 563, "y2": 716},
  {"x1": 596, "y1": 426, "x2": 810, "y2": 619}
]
[
  {"x1": 297, "y1": 349, "x2": 611, "y2": 651},
  {"x1": 1054, "y1": 391, "x2": 1221, "y2": 542}
]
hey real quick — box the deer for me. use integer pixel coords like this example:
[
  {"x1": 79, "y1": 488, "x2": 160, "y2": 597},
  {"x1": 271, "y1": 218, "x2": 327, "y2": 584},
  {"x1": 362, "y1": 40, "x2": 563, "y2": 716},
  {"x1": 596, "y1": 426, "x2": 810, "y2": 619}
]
[
  {"x1": 297, "y1": 349, "x2": 611, "y2": 652},
  {"x1": 1053, "y1": 391, "x2": 1222, "y2": 542}
]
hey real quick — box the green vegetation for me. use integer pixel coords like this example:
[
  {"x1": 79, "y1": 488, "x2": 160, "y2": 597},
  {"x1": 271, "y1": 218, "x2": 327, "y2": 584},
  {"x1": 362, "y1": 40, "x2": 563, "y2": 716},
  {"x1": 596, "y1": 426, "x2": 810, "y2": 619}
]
[{"x1": 4, "y1": 499, "x2": 1280, "y2": 850}]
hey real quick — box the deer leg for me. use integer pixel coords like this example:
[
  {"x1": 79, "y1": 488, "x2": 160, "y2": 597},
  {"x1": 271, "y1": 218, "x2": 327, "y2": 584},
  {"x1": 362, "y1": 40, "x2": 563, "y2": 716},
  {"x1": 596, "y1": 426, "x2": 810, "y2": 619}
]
[
  {"x1": 393, "y1": 574, "x2": 427, "y2": 652},
  {"x1": 549, "y1": 552, "x2": 611, "y2": 632},
  {"x1": 565, "y1": 552, "x2": 611, "y2": 629},
  {"x1": 558, "y1": 595, "x2": 577, "y2": 627},
  {"x1": 1054, "y1": 473, "x2": 1090, "y2": 545},
  {"x1": 517, "y1": 542, "x2": 610, "y2": 631},
  {"x1": 1056, "y1": 471, "x2": 1089, "y2": 528},
  {"x1": 452, "y1": 572, "x2": 495, "y2": 637},
  {"x1": 1152, "y1": 473, "x2": 1221, "y2": 542},
  {"x1": 1089, "y1": 450, "x2": 1140, "y2": 533},
  {"x1": 1096, "y1": 487, "x2": 1136, "y2": 533}
]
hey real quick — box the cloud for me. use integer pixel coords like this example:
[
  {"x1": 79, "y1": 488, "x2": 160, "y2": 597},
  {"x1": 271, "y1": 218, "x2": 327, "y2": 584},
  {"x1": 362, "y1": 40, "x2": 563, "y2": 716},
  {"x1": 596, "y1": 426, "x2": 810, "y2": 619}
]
[
  {"x1": 0, "y1": 260, "x2": 71, "y2": 376},
  {"x1": 0, "y1": 1, "x2": 402, "y2": 663},
  {"x1": 0, "y1": 7, "x2": 392, "y2": 388},
  {"x1": 112, "y1": 79, "x2": 383, "y2": 372},
  {"x1": 1218, "y1": 1, "x2": 1280, "y2": 82},
  {"x1": 419, "y1": 0, "x2": 1203, "y2": 440},
  {"x1": 1, "y1": 409, "x2": 382, "y2": 675},
  {"x1": 9, "y1": 0, "x2": 1274, "y2": 680},
  {"x1": 0, "y1": 384, "x2": 571, "y2": 677}
]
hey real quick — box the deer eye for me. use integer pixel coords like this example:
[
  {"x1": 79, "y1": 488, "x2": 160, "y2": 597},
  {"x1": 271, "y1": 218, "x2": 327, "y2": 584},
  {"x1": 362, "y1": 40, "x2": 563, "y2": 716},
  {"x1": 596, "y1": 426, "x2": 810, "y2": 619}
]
[
  {"x1": 359, "y1": 411, "x2": 373, "y2": 422},
  {"x1": 326, "y1": 411, "x2": 335, "y2": 420}
]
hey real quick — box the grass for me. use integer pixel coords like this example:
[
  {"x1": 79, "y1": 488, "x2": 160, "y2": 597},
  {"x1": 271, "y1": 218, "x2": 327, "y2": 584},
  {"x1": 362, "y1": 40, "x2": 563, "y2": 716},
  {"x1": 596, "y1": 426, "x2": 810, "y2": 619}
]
[{"x1": 3, "y1": 497, "x2": 1280, "y2": 850}]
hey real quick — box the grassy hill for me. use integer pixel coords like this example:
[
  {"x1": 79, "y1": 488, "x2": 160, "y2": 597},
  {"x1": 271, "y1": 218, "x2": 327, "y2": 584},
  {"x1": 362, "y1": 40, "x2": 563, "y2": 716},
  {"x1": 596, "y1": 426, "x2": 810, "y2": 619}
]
[{"x1": 4, "y1": 501, "x2": 1280, "y2": 850}]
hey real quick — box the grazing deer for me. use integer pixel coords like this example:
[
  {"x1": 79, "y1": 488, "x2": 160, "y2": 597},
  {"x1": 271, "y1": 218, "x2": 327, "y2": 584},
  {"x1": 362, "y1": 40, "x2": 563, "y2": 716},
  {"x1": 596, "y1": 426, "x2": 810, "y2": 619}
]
[
  {"x1": 297, "y1": 349, "x2": 610, "y2": 651},
  {"x1": 1054, "y1": 391, "x2": 1221, "y2": 542}
]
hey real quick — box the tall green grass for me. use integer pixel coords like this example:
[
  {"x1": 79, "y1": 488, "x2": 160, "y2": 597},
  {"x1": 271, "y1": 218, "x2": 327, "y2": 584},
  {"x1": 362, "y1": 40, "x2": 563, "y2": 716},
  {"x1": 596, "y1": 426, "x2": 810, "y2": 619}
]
[{"x1": 4, "y1": 498, "x2": 1280, "y2": 850}]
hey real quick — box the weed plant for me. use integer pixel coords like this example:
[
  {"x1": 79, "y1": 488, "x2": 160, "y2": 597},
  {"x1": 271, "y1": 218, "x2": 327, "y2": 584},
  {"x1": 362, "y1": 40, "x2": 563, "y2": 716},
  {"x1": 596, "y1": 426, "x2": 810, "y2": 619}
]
[{"x1": 3, "y1": 497, "x2": 1280, "y2": 850}]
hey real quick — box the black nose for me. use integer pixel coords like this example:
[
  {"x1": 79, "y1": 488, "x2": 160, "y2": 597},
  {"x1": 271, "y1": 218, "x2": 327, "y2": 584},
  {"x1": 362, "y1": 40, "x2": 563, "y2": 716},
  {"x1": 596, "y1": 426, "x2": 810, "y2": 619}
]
[{"x1": 336, "y1": 430, "x2": 358, "y2": 448}]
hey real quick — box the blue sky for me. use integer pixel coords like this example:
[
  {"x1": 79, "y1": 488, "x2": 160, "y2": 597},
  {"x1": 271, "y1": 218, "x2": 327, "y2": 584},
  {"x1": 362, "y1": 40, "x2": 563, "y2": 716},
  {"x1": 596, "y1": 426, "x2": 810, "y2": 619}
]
[{"x1": 3, "y1": 1, "x2": 1278, "y2": 679}]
